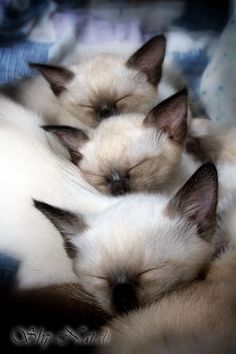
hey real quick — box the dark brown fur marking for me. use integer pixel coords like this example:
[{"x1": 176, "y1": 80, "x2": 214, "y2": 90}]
[
  {"x1": 29, "y1": 63, "x2": 74, "y2": 96},
  {"x1": 144, "y1": 89, "x2": 188, "y2": 144},
  {"x1": 127, "y1": 34, "x2": 166, "y2": 86},
  {"x1": 167, "y1": 162, "x2": 218, "y2": 240},
  {"x1": 34, "y1": 200, "x2": 87, "y2": 259},
  {"x1": 43, "y1": 125, "x2": 89, "y2": 164}
]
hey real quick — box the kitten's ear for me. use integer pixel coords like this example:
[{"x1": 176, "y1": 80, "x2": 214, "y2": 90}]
[
  {"x1": 29, "y1": 63, "x2": 74, "y2": 96},
  {"x1": 42, "y1": 125, "x2": 89, "y2": 164},
  {"x1": 127, "y1": 34, "x2": 166, "y2": 86},
  {"x1": 167, "y1": 162, "x2": 218, "y2": 240},
  {"x1": 143, "y1": 89, "x2": 188, "y2": 144},
  {"x1": 34, "y1": 200, "x2": 87, "y2": 259}
]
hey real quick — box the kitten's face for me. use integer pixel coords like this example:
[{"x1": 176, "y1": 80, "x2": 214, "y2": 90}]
[
  {"x1": 61, "y1": 54, "x2": 157, "y2": 127},
  {"x1": 45, "y1": 90, "x2": 188, "y2": 196},
  {"x1": 72, "y1": 197, "x2": 213, "y2": 314},
  {"x1": 30, "y1": 35, "x2": 166, "y2": 127},
  {"x1": 35, "y1": 163, "x2": 218, "y2": 315},
  {"x1": 79, "y1": 113, "x2": 182, "y2": 194}
]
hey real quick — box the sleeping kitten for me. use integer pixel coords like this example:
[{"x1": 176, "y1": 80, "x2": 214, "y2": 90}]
[
  {"x1": 44, "y1": 89, "x2": 199, "y2": 196},
  {"x1": 100, "y1": 230, "x2": 236, "y2": 354},
  {"x1": 45, "y1": 89, "x2": 236, "y2": 218},
  {"x1": 1, "y1": 35, "x2": 166, "y2": 127},
  {"x1": 35, "y1": 162, "x2": 218, "y2": 315}
]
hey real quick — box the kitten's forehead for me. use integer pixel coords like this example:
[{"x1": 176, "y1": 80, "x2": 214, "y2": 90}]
[
  {"x1": 73, "y1": 193, "x2": 214, "y2": 296},
  {"x1": 70, "y1": 54, "x2": 135, "y2": 91},
  {"x1": 80, "y1": 114, "x2": 168, "y2": 171},
  {"x1": 67, "y1": 53, "x2": 155, "y2": 104},
  {"x1": 73, "y1": 53, "x2": 127, "y2": 73},
  {"x1": 75, "y1": 194, "x2": 197, "y2": 268}
]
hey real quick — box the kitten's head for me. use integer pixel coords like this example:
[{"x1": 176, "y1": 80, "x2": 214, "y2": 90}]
[
  {"x1": 35, "y1": 163, "x2": 218, "y2": 315},
  {"x1": 44, "y1": 89, "x2": 188, "y2": 195},
  {"x1": 30, "y1": 35, "x2": 166, "y2": 127}
]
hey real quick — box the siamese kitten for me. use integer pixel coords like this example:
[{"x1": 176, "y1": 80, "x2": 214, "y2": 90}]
[
  {"x1": 44, "y1": 89, "x2": 200, "y2": 196},
  {"x1": 0, "y1": 95, "x2": 115, "y2": 288},
  {"x1": 101, "y1": 232, "x2": 236, "y2": 354},
  {"x1": 35, "y1": 162, "x2": 218, "y2": 315},
  {"x1": 1, "y1": 35, "x2": 166, "y2": 127},
  {"x1": 45, "y1": 89, "x2": 236, "y2": 217},
  {"x1": 77, "y1": 89, "x2": 197, "y2": 196}
]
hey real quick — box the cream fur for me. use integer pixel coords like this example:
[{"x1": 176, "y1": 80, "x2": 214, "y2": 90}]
[
  {"x1": 64, "y1": 40, "x2": 184, "y2": 103},
  {"x1": 0, "y1": 96, "x2": 115, "y2": 288},
  {"x1": 4, "y1": 50, "x2": 157, "y2": 128},
  {"x1": 2, "y1": 39, "x2": 184, "y2": 128},
  {"x1": 190, "y1": 118, "x2": 236, "y2": 213},
  {"x1": 79, "y1": 112, "x2": 199, "y2": 195},
  {"x1": 67, "y1": 191, "x2": 215, "y2": 314},
  {"x1": 100, "y1": 239, "x2": 236, "y2": 354},
  {"x1": 78, "y1": 114, "x2": 236, "y2": 225},
  {"x1": 74, "y1": 114, "x2": 236, "y2": 257},
  {"x1": 0, "y1": 98, "x2": 217, "y2": 320}
]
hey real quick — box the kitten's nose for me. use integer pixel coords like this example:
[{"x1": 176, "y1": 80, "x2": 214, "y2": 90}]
[
  {"x1": 111, "y1": 180, "x2": 129, "y2": 196},
  {"x1": 110, "y1": 171, "x2": 130, "y2": 196},
  {"x1": 97, "y1": 102, "x2": 118, "y2": 120},
  {"x1": 112, "y1": 282, "x2": 137, "y2": 314}
]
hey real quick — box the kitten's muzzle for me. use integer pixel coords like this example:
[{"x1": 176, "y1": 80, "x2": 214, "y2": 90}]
[
  {"x1": 110, "y1": 171, "x2": 130, "y2": 196},
  {"x1": 112, "y1": 282, "x2": 138, "y2": 314},
  {"x1": 96, "y1": 102, "x2": 118, "y2": 120}
]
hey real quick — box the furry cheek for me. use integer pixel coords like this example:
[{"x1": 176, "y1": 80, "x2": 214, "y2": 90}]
[
  {"x1": 116, "y1": 91, "x2": 156, "y2": 114},
  {"x1": 64, "y1": 102, "x2": 98, "y2": 128},
  {"x1": 81, "y1": 277, "x2": 113, "y2": 312},
  {"x1": 80, "y1": 172, "x2": 110, "y2": 194}
]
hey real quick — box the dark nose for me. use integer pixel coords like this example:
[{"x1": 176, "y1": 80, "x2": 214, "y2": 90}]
[
  {"x1": 111, "y1": 180, "x2": 129, "y2": 196},
  {"x1": 112, "y1": 282, "x2": 137, "y2": 314},
  {"x1": 97, "y1": 103, "x2": 118, "y2": 120},
  {"x1": 110, "y1": 171, "x2": 130, "y2": 196}
]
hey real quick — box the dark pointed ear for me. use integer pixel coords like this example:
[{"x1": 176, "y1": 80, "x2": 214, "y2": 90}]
[
  {"x1": 42, "y1": 125, "x2": 89, "y2": 164},
  {"x1": 143, "y1": 89, "x2": 188, "y2": 144},
  {"x1": 126, "y1": 34, "x2": 166, "y2": 86},
  {"x1": 167, "y1": 162, "x2": 218, "y2": 241},
  {"x1": 34, "y1": 200, "x2": 87, "y2": 259},
  {"x1": 29, "y1": 63, "x2": 74, "y2": 96}
]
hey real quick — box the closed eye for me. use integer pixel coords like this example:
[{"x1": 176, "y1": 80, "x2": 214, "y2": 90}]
[
  {"x1": 137, "y1": 268, "x2": 159, "y2": 277},
  {"x1": 137, "y1": 262, "x2": 170, "y2": 277},
  {"x1": 79, "y1": 169, "x2": 105, "y2": 178},
  {"x1": 128, "y1": 158, "x2": 150, "y2": 172},
  {"x1": 115, "y1": 94, "x2": 131, "y2": 103},
  {"x1": 79, "y1": 96, "x2": 131, "y2": 108},
  {"x1": 86, "y1": 274, "x2": 108, "y2": 280},
  {"x1": 79, "y1": 104, "x2": 95, "y2": 109}
]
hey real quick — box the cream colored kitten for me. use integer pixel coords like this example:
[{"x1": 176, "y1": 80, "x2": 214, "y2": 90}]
[
  {"x1": 35, "y1": 163, "x2": 218, "y2": 315},
  {"x1": 45, "y1": 89, "x2": 198, "y2": 196},
  {"x1": 1, "y1": 35, "x2": 166, "y2": 127},
  {"x1": 45, "y1": 90, "x2": 236, "y2": 220},
  {"x1": 100, "y1": 233, "x2": 236, "y2": 354}
]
